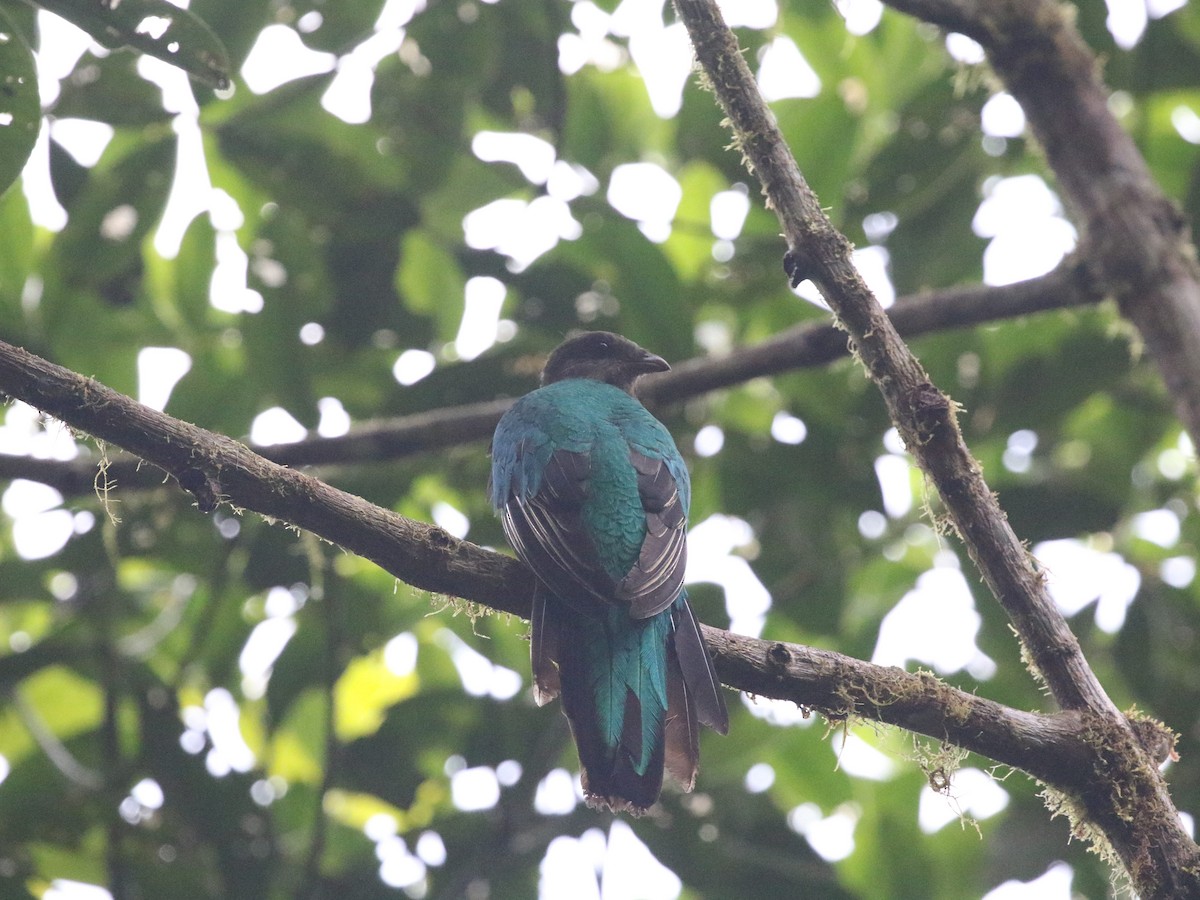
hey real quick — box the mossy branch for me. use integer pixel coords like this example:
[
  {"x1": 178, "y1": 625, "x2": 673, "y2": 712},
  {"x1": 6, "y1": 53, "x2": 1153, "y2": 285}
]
[{"x1": 0, "y1": 336, "x2": 1171, "y2": 842}]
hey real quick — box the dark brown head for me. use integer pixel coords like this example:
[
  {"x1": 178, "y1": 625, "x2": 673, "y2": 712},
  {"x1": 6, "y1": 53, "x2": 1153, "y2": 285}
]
[{"x1": 540, "y1": 331, "x2": 670, "y2": 393}]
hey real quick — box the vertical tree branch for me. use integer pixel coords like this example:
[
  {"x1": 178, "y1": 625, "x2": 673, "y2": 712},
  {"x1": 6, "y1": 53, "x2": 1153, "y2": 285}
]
[
  {"x1": 672, "y1": 0, "x2": 1111, "y2": 719},
  {"x1": 670, "y1": 1, "x2": 1199, "y2": 894}
]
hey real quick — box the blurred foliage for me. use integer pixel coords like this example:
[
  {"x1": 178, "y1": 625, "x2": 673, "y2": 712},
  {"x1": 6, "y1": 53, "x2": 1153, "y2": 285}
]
[{"x1": 0, "y1": 0, "x2": 1198, "y2": 898}]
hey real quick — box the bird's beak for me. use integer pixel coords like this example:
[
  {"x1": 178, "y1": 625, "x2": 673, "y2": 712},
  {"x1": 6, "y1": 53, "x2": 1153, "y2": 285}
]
[{"x1": 639, "y1": 351, "x2": 670, "y2": 374}]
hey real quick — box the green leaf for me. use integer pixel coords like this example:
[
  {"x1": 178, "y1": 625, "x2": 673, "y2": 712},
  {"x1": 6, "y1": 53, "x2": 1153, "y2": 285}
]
[
  {"x1": 0, "y1": 7, "x2": 39, "y2": 198},
  {"x1": 46, "y1": 133, "x2": 177, "y2": 294},
  {"x1": 51, "y1": 51, "x2": 171, "y2": 127},
  {"x1": 0, "y1": 182, "x2": 32, "y2": 329},
  {"x1": 32, "y1": 0, "x2": 231, "y2": 88},
  {"x1": 396, "y1": 229, "x2": 466, "y2": 342}
]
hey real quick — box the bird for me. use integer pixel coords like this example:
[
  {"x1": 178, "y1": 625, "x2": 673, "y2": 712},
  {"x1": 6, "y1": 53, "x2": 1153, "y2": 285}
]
[{"x1": 490, "y1": 331, "x2": 729, "y2": 814}]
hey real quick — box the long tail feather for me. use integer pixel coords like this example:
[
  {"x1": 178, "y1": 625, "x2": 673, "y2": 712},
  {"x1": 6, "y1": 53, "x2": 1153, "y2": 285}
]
[
  {"x1": 538, "y1": 592, "x2": 724, "y2": 813},
  {"x1": 672, "y1": 596, "x2": 729, "y2": 734},
  {"x1": 664, "y1": 642, "x2": 700, "y2": 790}
]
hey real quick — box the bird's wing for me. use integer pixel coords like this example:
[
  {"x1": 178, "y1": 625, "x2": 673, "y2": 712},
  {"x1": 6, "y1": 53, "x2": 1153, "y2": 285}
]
[
  {"x1": 501, "y1": 446, "x2": 620, "y2": 610},
  {"x1": 498, "y1": 429, "x2": 688, "y2": 619},
  {"x1": 615, "y1": 449, "x2": 688, "y2": 619}
]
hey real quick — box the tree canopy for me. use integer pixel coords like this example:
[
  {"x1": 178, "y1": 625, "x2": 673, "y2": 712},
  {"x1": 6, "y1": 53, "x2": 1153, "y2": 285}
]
[{"x1": 0, "y1": 0, "x2": 1199, "y2": 897}]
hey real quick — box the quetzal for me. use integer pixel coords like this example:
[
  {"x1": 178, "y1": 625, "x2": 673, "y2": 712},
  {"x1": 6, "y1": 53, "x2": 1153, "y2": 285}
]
[{"x1": 490, "y1": 331, "x2": 728, "y2": 814}]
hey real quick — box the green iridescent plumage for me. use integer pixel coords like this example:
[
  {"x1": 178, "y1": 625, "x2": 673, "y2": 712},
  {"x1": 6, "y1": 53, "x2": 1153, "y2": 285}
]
[{"x1": 491, "y1": 332, "x2": 728, "y2": 813}]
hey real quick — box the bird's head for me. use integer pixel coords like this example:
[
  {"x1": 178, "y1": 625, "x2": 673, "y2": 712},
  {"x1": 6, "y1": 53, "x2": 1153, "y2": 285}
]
[{"x1": 540, "y1": 331, "x2": 670, "y2": 393}]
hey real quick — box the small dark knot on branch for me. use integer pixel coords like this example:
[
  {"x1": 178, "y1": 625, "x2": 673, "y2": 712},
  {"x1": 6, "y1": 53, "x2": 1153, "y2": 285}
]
[
  {"x1": 783, "y1": 247, "x2": 816, "y2": 288},
  {"x1": 767, "y1": 642, "x2": 792, "y2": 669},
  {"x1": 910, "y1": 381, "x2": 950, "y2": 444},
  {"x1": 427, "y1": 527, "x2": 457, "y2": 552},
  {"x1": 1152, "y1": 195, "x2": 1190, "y2": 240},
  {"x1": 176, "y1": 467, "x2": 220, "y2": 513}
]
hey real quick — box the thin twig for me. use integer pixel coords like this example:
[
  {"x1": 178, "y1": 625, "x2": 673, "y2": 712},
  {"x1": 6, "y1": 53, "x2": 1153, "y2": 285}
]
[
  {"x1": 9, "y1": 687, "x2": 103, "y2": 790},
  {"x1": 644, "y1": 255, "x2": 1101, "y2": 405}
]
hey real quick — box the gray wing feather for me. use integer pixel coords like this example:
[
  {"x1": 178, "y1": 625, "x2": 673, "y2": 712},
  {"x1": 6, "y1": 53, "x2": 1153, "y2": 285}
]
[{"x1": 617, "y1": 450, "x2": 688, "y2": 618}]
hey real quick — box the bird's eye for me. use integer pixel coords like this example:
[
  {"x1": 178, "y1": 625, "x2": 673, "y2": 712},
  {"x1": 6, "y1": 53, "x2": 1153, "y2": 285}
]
[{"x1": 597, "y1": 341, "x2": 609, "y2": 350}]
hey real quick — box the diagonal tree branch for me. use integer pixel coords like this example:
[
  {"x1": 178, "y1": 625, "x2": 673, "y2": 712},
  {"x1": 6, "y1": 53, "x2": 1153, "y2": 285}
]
[
  {"x1": 703, "y1": 627, "x2": 1099, "y2": 784},
  {"x1": 0, "y1": 339, "x2": 530, "y2": 614},
  {"x1": 0, "y1": 337, "x2": 1171, "y2": 814},
  {"x1": 0, "y1": 257, "x2": 1104, "y2": 498},
  {"x1": 673, "y1": 0, "x2": 1112, "y2": 722},
  {"x1": 670, "y1": 0, "x2": 1196, "y2": 894}
]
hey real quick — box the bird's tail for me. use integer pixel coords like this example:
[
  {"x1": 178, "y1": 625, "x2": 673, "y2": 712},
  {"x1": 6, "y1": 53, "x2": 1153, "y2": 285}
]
[
  {"x1": 663, "y1": 594, "x2": 729, "y2": 790},
  {"x1": 547, "y1": 600, "x2": 671, "y2": 814},
  {"x1": 535, "y1": 590, "x2": 727, "y2": 814}
]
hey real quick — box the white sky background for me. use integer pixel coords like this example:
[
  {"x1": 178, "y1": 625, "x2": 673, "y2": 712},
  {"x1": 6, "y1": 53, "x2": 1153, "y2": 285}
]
[{"x1": 6, "y1": 0, "x2": 1199, "y2": 898}]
